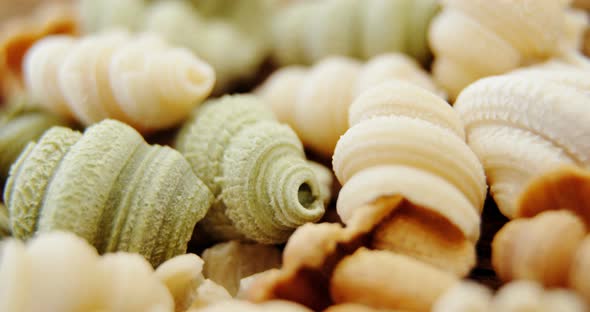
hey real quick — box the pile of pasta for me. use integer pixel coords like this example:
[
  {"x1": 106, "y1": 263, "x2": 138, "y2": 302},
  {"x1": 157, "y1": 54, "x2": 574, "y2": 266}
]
[{"x1": 1, "y1": 0, "x2": 590, "y2": 311}]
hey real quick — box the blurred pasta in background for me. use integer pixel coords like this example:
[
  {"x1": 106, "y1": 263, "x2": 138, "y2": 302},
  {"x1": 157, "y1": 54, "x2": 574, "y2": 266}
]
[{"x1": 0, "y1": 1, "x2": 590, "y2": 311}]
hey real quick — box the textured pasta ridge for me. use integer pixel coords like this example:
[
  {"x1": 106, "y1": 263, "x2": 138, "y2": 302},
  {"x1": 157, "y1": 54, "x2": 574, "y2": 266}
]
[
  {"x1": 257, "y1": 53, "x2": 443, "y2": 158},
  {"x1": 23, "y1": 30, "x2": 215, "y2": 133},
  {"x1": 4, "y1": 119, "x2": 214, "y2": 266}
]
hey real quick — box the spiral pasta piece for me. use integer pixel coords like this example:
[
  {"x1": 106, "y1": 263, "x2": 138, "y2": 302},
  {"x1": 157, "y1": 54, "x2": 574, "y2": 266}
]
[
  {"x1": 23, "y1": 31, "x2": 215, "y2": 132},
  {"x1": 433, "y1": 280, "x2": 586, "y2": 312},
  {"x1": 144, "y1": 0, "x2": 268, "y2": 91},
  {"x1": 492, "y1": 210, "x2": 586, "y2": 287},
  {"x1": 429, "y1": 0, "x2": 585, "y2": 99},
  {"x1": 271, "y1": 0, "x2": 439, "y2": 66},
  {"x1": 0, "y1": 232, "x2": 233, "y2": 312},
  {"x1": 175, "y1": 95, "x2": 325, "y2": 244},
  {"x1": 473, "y1": 163, "x2": 590, "y2": 303},
  {"x1": 4, "y1": 119, "x2": 214, "y2": 266},
  {"x1": 454, "y1": 64, "x2": 590, "y2": 219},
  {"x1": 0, "y1": 232, "x2": 174, "y2": 312},
  {"x1": 0, "y1": 99, "x2": 68, "y2": 184},
  {"x1": 332, "y1": 81, "x2": 486, "y2": 276},
  {"x1": 257, "y1": 54, "x2": 443, "y2": 158},
  {"x1": 78, "y1": 0, "x2": 271, "y2": 92}
]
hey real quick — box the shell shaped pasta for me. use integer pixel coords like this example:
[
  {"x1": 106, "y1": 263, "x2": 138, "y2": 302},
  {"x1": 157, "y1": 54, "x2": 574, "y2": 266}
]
[
  {"x1": 143, "y1": 0, "x2": 269, "y2": 92},
  {"x1": 0, "y1": 232, "x2": 171, "y2": 312},
  {"x1": 433, "y1": 280, "x2": 586, "y2": 312},
  {"x1": 429, "y1": 0, "x2": 580, "y2": 99},
  {"x1": 23, "y1": 31, "x2": 215, "y2": 133},
  {"x1": 58, "y1": 31, "x2": 131, "y2": 126},
  {"x1": 294, "y1": 58, "x2": 361, "y2": 157},
  {"x1": 332, "y1": 81, "x2": 486, "y2": 275},
  {"x1": 333, "y1": 116, "x2": 485, "y2": 210},
  {"x1": 176, "y1": 95, "x2": 326, "y2": 244},
  {"x1": 258, "y1": 54, "x2": 442, "y2": 158},
  {"x1": 4, "y1": 119, "x2": 214, "y2": 266},
  {"x1": 454, "y1": 67, "x2": 590, "y2": 219},
  {"x1": 492, "y1": 211, "x2": 586, "y2": 287},
  {"x1": 0, "y1": 232, "x2": 233, "y2": 312},
  {"x1": 23, "y1": 35, "x2": 77, "y2": 119}
]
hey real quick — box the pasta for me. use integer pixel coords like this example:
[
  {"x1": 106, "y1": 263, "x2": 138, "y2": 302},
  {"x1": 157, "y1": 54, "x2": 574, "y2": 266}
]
[
  {"x1": 429, "y1": 0, "x2": 587, "y2": 99},
  {"x1": 4, "y1": 119, "x2": 214, "y2": 266},
  {"x1": 332, "y1": 80, "x2": 486, "y2": 275},
  {"x1": 257, "y1": 53, "x2": 443, "y2": 158},
  {"x1": 271, "y1": 0, "x2": 439, "y2": 66},
  {"x1": 23, "y1": 30, "x2": 215, "y2": 132},
  {"x1": 176, "y1": 95, "x2": 326, "y2": 244}
]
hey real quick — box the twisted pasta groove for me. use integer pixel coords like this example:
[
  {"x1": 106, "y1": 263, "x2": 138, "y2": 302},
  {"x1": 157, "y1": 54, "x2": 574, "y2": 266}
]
[
  {"x1": 0, "y1": 232, "x2": 233, "y2": 312},
  {"x1": 23, "y1": 31, "x2": 215, "y2": 132},
  {"x1": 257, "y1": 53, "x2": 443, "y2": 158},
  {"x1": 176, "y1": 95, "x2": 326, "y2": 244},
  {"x1": 454, "y1": 63, "x2": 590, "y2": 219},
  {"x1": 4, "y1": 119, "x2": 214, "y2": 266},
  {"x1": 429, "y1": 0, "x2": 586, "y2": 99},
  {"x1": 79, "y1": 0, "x2": 272, "y2": 92},
  {"x1": 332, "y1": 81, "x2": 487, "y2": 276},
  {"x1": 271, "y1": 0, "x2": 439, "y2": 66}
]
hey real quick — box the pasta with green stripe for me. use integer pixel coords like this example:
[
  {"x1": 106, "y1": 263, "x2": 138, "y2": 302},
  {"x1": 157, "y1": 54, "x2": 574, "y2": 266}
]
[
  {"x1": 4, "y1": 119, "x2": 213, "y2": 266},
  {"x1": 0, "y1": 100, "x2": 68, "y2": 185},
  {"x1": 176, "y1": 95, "x2": 325, "y2": 244}
]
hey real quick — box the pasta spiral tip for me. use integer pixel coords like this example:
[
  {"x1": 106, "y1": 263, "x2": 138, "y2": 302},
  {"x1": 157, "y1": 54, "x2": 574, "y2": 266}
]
[
  {"x1": 176, "y1": 95, "x2": 326, "y2": 244},
  {"x1": 333, "y1": 80, "x2": 486, "y2": 276},
  {"x1": 4, "y1": 119, "x2": 214, "y2": 266}
]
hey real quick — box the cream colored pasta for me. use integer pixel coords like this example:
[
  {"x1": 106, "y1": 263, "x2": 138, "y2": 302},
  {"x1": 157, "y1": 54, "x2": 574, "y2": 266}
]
[
  {"x1": 332, "y1": 80, "x2": 486, "y2": 276},
  {"x1": 257, "y1": 53, "x2": 443, "y2": 158},
  {"x1": 271, "y1": 0, "x2": 439, "y2": 66},
  {"x1": 433, "y1": 280, "x2": 586, "y2": 312},
  {"x1": 23, "y1": 31, "x2": 215, "y2": 132},
  {"x1": 454, "y1": 64, "x2": 590, "y2": 219},
  {"x1": 429, "y1": 0, "x2": 587, "y2": 99}
]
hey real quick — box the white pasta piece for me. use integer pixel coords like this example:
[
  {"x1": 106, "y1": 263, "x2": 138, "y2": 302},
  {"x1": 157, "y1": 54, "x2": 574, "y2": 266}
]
[
  {"x1": 23, "y1": 31, "x2": 215, "y2": 133},
  {"x1": 258, "y1": 53, "x2": 442, "y2": 158},
  {"x1": 24, "y1": 35, "x2": 77, "y2": 119},
  {"x1": 330, "y1": 80, "x2": 486, "y2": 276},
  {"x1": 434, "y1": 280, "x2": 586, "y2": 312},
  {"x1": 454, "y1": 65, "x2": 590, "y2": 219},
  {"x1": 429, "y1": 0, "x2": 584, "y2": 99},
  {"x1": 0, "y1": 232, "x2": 173, "y2": 312},
  {"x1": 0, "y1": 232, "x2": 236, "y2": 312},
  {"x1": 143, "y1": 0, "x2": 268, "y2": 93}
]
